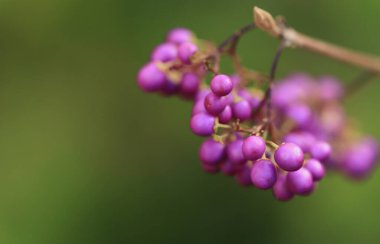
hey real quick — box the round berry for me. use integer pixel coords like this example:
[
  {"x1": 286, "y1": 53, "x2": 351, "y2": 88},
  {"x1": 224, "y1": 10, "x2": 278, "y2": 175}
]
[
  {"x1": 227, "y1": 139, "x2": 246, "y2": 165},
  {"x1": 166, "y1": 28, "x2": 194, "y2": 45},
  {"x1": 190, "y1": 113, "x2": 215, "y2": 136},
  {"x1": 137, "y1": 62, "x2": 166, "y2": 92},
  {"x1": 286, "y1": 168, "x2": 314, "y2": 195},
  {"x1": 151, "y1": 43, "x2": 178, "y2": 62},
  {"x1": 274, "y1": 143, "x2": 304, "y2": 171},
  {"x1": 210, "y1": 74, "x2": 233, "y2": 96},
  {"x1": 273, "y1": 173, "x2": 294, "y2": 201},
  {"x1": 242, "y1": 136, "x2": 266, "y2": 161},
  {"x1": 235, "y1": 165, "x2": 253, "y2": 186},
  {"x1": 305, "y1": 159, "x2": 325, "y2": 181},
  {"x1": 221, "y1": 160, "x2": 241, "y2": 176},
  {"x1": 178, "y1": 42, "x2": 197, "y2": 64},
  {"x1": 232, "y1": 99, "x2": 252, "y2": 121},
  {"x1": 250, "y1": 159, "x2": 277, "y2": 190},
  {"x1": 204, "y1": 93, "x2": 229, "y2": 116},
  {"x1": 180, "y1": 73, "x2": 200, "y2": 97},
  {"x1": 218, "y1": 105, "x2": 232, "y2": 124},
  {"x1": 199, "y1": 139, "x2": 225, "y2": 165},
  {"x1": 310, "y1": 141, "x2": 332, "y2": 162}
]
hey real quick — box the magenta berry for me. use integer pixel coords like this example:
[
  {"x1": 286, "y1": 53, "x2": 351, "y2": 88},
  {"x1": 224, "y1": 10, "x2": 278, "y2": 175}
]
[
  {"x1": 190, "y1": 113, "x2": 215, "y2": 136},
  {"x1": 305, "y1": 159, "x2": 325, "y2": 181},
  {"x1": 310, "y1": 141, "x2": 332, "y2": 162},
  {"x1": 199, "y1": 139, "x2": 225, "y2": 165},
  {"x1": 178, "y1": 42, "x2": 197, "y2": 64},
  {"x1": 151, "y1": 43, "x2": 178, "y2": 62},
  {"x1": 251, "y1": 159, "x2": 277, "y2": 190},
  {"x1": 242, "y1": 136, "x2": 266, "y2": 161},
  {"x1": 274, "y1": 143, "x2": 304, "y2": 171},
  {"x1": 137, "y1": 62, "x2": 166, "y2": 92},
  {"x1": 210, "y1": 74, "x2": 233, "y2": 96},
  {"x1": 166, "y1": 28, "x2": 193, "y2": 45},
  {"x1": 287, "y1": 168, "x2": 314, "y2": 195},
  {"x1": 273, "y1": 173, "x2": 294, "y2": 201}
]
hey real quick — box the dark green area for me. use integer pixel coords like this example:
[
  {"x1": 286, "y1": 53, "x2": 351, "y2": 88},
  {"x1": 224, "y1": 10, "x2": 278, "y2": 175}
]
[{"x1": 0, "y1": 0, "x2": 380, "y2": 243}]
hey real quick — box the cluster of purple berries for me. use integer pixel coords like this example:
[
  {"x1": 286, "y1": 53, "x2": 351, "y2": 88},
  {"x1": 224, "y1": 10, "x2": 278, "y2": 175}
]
[
  {"x1": 137, "y1": 28, "x2": 205, "y2": 98},
  {"x1": 137, "y1": 28, "x2": 379, "y2": 201}
]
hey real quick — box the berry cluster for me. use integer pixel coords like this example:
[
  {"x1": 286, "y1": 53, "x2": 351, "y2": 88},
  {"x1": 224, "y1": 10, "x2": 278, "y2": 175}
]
[{"x1": 137, "y1": 27, "x2": 379, "y2": 201}]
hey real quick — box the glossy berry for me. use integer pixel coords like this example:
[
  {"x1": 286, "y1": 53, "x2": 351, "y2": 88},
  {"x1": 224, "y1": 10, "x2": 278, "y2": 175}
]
[
  {"x1": 210, "y1": 74, "x2": 233, "y2": 96},
  {"x1": 178, "y1": 42, "x2": 197, "y2": 64},
  {"x1": 232, "y1": 99, "x2": 252, "y2": 121},
  {"x1": 204, "y1": 92, "x2": 229, "y2": 116},
  {"x1": 251, "y1": 159, "x2": 277, "y2": 190},
  {"x1": 166, "y1": 28, "x2": 193, "y2": 45},
  {"x1": 287, "y1": 168, "x2": 314, "y2": 195},
  {"x1": 305, "y1": 159, "x2": 325, "y2": 181},
  {"x1": 199, "y1": 139, "x2": 225, "y2": 165},
  {"x1": 310, "y1": 141, "x2": 332, "y2": 162},
  {"x1": 273, "y1": 173, "x2": 294, "y2": 201},
  {"x1": 227, "y1": 139, "x2": 246, "y2": 165},
  {"x1": 151, "y1": 43, "x2": 178, "y2": 62},
  {"x1": 274, "y1": 143, "x2": 304, "y2": 171},
  {"x1": 190, "y1": 113, "x2": 215, "y2": 136},
  {"x1": 218, "y1": 105, "x2": 233, "y2": 124},
  {"x1": 242, "y1": 136, "x2": 266, "y2": 161},
  {"x1": 137, "y1": 62, "x2": 166, "y2": 92},
  {"x1": 180, "y1": 73, "x2": 200, "y2": 97}
]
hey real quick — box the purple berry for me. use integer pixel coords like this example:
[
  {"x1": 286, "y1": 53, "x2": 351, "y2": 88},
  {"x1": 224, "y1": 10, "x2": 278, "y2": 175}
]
[
  {"x1": 242, "y1": 136, "x2": 266, "y2": 161},
  {"x1": 190, "y1": 113, "x2": 215, "y2": 136},
  {"x1": 218, "y1": 105, "x2": 232, "y2": 124},
  {"x1": 232, "y1": 99, "x2": 252, "y2": 121},
  {"x1": 235, "y1": 165, "x2": 253, "y2": 186},
  {"x1": 178, "y1": 42, "x2": 197, "y2": 64},
  {"x1": 310, "y1": 141, "x2": 332, "y2": 162},
  {"x1": 166, "y1": 28, "x2": 194, "y2": 45},
  {"x1": 227, "y1": 139, "x2": 246, "y2": 165},
  {"x1": 161, "y1": 79, "x2": 179, "y2": 96},
  {"x1": 286, "y1": 104, "x2": 312, "y2": 127},
  {"x1": 204, "y1": 93, "x2": 229, "y2": 116},
  {"x1": 283, "y1": 132, "x2": 316, "y2": 153},
  {"x1": 221, "y1": 160, "x2": 241, "y2": 176},
  {"x1": 137, "y1": 62, "x2": 166, "y2": 92},
  {"x1": 180, "y1": 73, "x2": 200, "y2": 97},
  {"x1": 210, "y1": 74, "x2": 233, "y2": 96},
  {"x1": 273, "y1": 173, "x2": 294, "y2": 201},
  {"x1": 274, "y1": 143, "x2": 304, "y2": 171},
  {"x1": 192, "y1": 99, "x2": 207, "y2": 115},
  {"x1": 305, "y1": 159, "x2": 325, "y2": 181},
  {"x1": 151, "y1": 43, "x2": 178, "y2": 62},
  {"x1": 286, "y1": 168, "x2": 314, "y2": 195},
  {"x1": 199, "y1": 139, "x2": 225, "y2": 165},
  {"x1": 250, "y1": 159, "x2": 277, "y2": 190},
  {"x1": 342, "y1": 138, "x2": 379, "y2": 179}
]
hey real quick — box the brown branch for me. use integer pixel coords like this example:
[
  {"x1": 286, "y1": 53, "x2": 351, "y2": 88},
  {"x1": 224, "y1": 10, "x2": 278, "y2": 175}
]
[{"x1": 253, "y1": 7, "x2": 380, "y2": 73}]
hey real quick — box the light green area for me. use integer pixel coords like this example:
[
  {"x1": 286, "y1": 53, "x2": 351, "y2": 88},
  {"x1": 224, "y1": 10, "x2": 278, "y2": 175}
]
[{"x1": 0, "y1": 0, "x2": 379, "y2": 243}]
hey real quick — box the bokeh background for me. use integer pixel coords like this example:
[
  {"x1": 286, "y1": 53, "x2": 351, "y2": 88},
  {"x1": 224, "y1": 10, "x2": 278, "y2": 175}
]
[{"x1": 0, "y1": 0, "x2": 380, "y2": 243}]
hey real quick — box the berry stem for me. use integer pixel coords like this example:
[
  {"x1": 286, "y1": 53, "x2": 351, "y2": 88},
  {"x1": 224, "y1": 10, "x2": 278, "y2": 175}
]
[{"x1": 254, "y1": 6, "x2": 380, "y2": 73}]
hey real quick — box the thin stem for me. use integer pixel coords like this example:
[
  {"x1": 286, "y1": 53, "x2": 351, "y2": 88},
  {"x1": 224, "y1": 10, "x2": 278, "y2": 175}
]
[
  {"x1": 254, "y1": 6, "x2": 380, "y2": 73},
  {"x1": 265, "y1": 41, "x2": 286, "y2": 140},
  {"x1": 217, "y1": 23, "x2": 256, "y2": 53},
  {"x1": 344, "y1": 71, "x2": 377, "y2": 99}
]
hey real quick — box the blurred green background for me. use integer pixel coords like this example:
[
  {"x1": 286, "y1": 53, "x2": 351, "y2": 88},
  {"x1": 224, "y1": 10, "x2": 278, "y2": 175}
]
[{"x1": 1, "y1": 0, "x2": 380, "y2": 243}]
